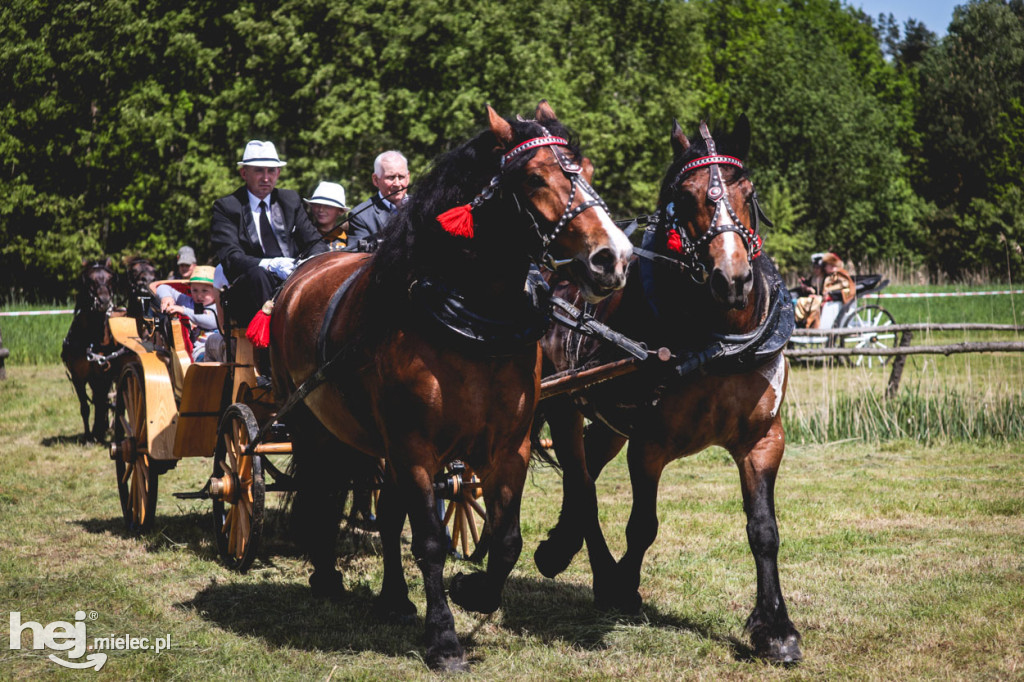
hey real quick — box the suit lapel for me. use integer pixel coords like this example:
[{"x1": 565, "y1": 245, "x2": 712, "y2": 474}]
[{"x1": 236, "y1": 187, "x2": 260, "y2": 250}]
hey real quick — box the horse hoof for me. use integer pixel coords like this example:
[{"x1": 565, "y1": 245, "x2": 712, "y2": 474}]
[
  {"x1": 308, "y1": 570, "x2": 345, "y2": 602},
  {"x1": 373, "y1": 594, "x2": 417, "y2": 625},
  {"x1": 595, "y1": 589, "x2": 642, "y2": 615},
  {"x1": 749, "y1": 626, "x2": 803, "y2": 664},
  {"x1": 534, "y1": 536, "x2": 581, "y2": 579},
  {"x1": 449, "y1": 572, "x2": 500, "y2": 614},
  {"x1": 429, "y1": 653, "x2": 469, "y2": 673},
  {"x1": 763, "y1": 633, "x2": 802, "y2": 664}
]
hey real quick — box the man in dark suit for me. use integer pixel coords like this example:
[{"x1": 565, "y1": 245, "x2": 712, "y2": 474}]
[
  {"x1": 347, "y1": 150, "x2": 410, "y2": 247},
  {"x1": 211, "y1": 140, "x2": 327, "y2": 324}
]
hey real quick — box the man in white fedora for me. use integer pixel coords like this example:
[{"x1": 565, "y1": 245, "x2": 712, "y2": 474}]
[
  {"x1": 211, "y1": 140, "x2": 327, "y2": 325},
  {"x1": 303, "y1": 181, "x2": 349, "y2": 251}
]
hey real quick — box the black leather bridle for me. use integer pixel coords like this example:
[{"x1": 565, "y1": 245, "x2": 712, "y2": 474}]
[
  {"x1": 473, "y1": 130, "x2": 611, "y2": 271},
  {"x1": 655, "y1": 122, "x2": 765, "y2": 281}
]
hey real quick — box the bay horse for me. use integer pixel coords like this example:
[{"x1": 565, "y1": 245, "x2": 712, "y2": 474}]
[
  {"x1": 534, "y1": 115, "x2": 802, "y2": 662},
  {"x1": 271, "y1": 101, "x2": 632, "y2": 671},
  {"x1": 61, "y1": 258, "x2": 127, "y2": 441}
]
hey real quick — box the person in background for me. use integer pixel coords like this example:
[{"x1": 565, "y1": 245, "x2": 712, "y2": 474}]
[
  {"x1": 347, "y1": 150, "x2": 410, "y2": 247},
  {"x1": 210, "y1": 140, "x2": 327, "y2": 325},
  {"x1": 794, "y1": 252, "x2": 855, "y2": 328},
  {"x1": 155, "y1": 265, "x2": 224, "y2": 361},
  {"x1": 304, "y1": 181, "x2": 349, "y2": 251},
  {"x1": 171, "y1": 246, "x2": 197, "y2": 280}
]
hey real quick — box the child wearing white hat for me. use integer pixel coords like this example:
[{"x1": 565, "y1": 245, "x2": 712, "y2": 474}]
[{"x1": 304, "y1": 181, "x2": 350, "y2": 251}]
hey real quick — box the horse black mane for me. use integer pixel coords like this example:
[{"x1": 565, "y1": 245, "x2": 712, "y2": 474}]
[{"x1": 368, "y1": 112, "x2": 582, "y2": 306}]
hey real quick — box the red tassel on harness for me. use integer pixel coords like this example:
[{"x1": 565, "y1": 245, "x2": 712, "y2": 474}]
[
  {"x1": 666, "y1": 229, "x2": 683, "y2": 253},
  {"x1": 436, "y1": 204, "x2": 475, "y2": 238},
  {"x1": 246, "y1": 300, "x2": 274, "y2": 348}
]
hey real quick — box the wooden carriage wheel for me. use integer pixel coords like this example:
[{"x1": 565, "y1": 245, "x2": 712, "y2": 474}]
[
  {"x1": 438, "y1": 462, "x2": 488, "y2": 562},
  {"x1": 842, "y1": 305, "x2": 898, "y2": 369},
  {"x1": 111, "y1": 363, "x2": 159, "y2": 534},
  {"x1": 210, "y1": 403, "x2": 265, "y2": 572}
]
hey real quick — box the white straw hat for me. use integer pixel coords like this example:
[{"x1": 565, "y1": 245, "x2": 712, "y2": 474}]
[
  {"x1": 304, "y1": 181, "x2": 348, "y2": 209},
  {"x1": 237, "y1": 140, "x2": 286, "y2": 167}
]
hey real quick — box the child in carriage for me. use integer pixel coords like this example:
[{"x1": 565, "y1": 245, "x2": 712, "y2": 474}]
[
  {"x1": 155, "y1": 265, "x2": 225, "y2": 361},
  {"x1": 793, "y1": 252, "x2": 855, "y2": 328}
]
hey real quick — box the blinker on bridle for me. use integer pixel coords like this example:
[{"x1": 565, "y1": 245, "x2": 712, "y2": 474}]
[
  {"x1": 662, "y1": 121, "x2": 763, "y2": 281},
  {"x1": 435, "y1": 129, "x2": 610, "y2": 271}
]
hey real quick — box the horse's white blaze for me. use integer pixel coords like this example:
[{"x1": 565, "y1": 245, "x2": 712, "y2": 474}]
[
  {"x1": 717, "y1": 230, "x2": 746, "y2": 267},
  {"x1": 583, "y1": 190, "x2": 632, "y2": 263}
]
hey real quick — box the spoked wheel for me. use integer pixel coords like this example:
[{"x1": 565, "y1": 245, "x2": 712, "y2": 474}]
[
  {"x1": 437, "y1": 461, "x2": 488, "y2": 562},
  {"x1": 210, "y1": 403, "x2": 265, "y2": 572},
  {"x1": 111, "y1": 363, "x2": 159, "y2": 534},
  {"x1": 842, "y1": 304, "x2": 898, "y2": 368}
]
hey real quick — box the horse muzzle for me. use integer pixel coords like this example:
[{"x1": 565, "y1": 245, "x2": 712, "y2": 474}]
[{"x1": 710, "y1": 264, "x2": 753, "y2": 309}]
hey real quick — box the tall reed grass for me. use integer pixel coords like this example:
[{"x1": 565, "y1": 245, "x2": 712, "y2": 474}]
[
  {"x1": 784, "y1": 385, "x2": 1024, "y2": 444},
  {"x1": 0, "y1": 302, "x2": 72, "y2": 365}
]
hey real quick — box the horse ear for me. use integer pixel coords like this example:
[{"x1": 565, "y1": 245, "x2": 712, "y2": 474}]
[
  {"x1": 535, "y1": 100, "x2": 557, "y2": 123},
  {"x1": 103, "y1": 257, "x2": 112, "y2": 270},
  {"x1": 487, "y1": 104, "x2": 514, "y2": 148},
  {"x1": 732, "y1": 113, "x2": 751, "y2": 160},
  {"x1": 670, "y1": 119, "x2": 690, "y2": 158}
]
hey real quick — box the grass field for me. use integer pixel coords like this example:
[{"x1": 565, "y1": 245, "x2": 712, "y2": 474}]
[
  {"x1": 2, "y1": 287, "x2": 1023, "y2": 679},
  {"x1": 2, "y1": 362, "x2": 1023, "y2": 680}
]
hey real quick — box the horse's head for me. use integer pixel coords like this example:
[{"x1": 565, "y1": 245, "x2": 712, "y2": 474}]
[
  {"x1": 657, "y1": 115, "x2": 764, "y2": 308},
  {"x1": 124, "y1": 257, "x2": 157, "y2": 295},
  {"x1": 485, "y1": 102, "x2": 632, "y2": 301},
  {"x1": 79, "y1": 258, "x2": 117, "y2": 313}
]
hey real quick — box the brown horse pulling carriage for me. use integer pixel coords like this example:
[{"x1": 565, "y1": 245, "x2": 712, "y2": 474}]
[
  {"x1": 532, "y1": 116, "x2": 802, "y2": 663},
  {"x1": 105, "y1": 101, "x2": 631, "y2": 671}
]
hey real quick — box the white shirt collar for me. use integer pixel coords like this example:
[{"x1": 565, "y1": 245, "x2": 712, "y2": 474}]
[
  {"x1": 248, "y1": 191, "x2": 272, "y2": 212},
  {"x1": 378, "y1": 192, "x2": 396, "y2": 212}
]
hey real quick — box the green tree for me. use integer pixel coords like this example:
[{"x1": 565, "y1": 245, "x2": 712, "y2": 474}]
[{"x1": 916, "y1": 0, "x2": 1024, "y2": 279}]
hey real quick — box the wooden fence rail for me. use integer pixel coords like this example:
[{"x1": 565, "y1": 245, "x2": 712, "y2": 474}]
[{"x1": 786, "y1": 323, "x2": 1024, "y2": 397}]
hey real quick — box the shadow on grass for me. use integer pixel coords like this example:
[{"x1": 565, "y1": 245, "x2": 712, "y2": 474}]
[
  {"x1": 176, "y1": 580, "x2": 422, "y2": 658},
  {"x1": 40, "y1": 433, "x2": 96, "y2": 447},
  {"x1": 497, "y1": 573, "x2": 753, "y2": 659},
  {"x1": 170, "y1": 566, "x2": 752, "y2": 665},
  {"x1": 73, "y1": 505, "x2": 382, "y2": 568}
]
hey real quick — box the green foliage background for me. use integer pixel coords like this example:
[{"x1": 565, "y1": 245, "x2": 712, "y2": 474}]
[{"x1": 2, "y1": 0, "x2": 1023, "y2": 301}]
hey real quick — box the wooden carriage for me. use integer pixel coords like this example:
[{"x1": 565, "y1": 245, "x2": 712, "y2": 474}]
[{"x1": 107, "y1": 281, "x2": 485, "y2": 571}]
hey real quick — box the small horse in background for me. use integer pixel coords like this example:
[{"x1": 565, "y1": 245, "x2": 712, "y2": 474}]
[
  {"x1": 535, "y1": 115, "x2": 802, "y2": 662},
  {"x1": 272, "y1": 101, "x2": 632, "y2": 671},
  {"x1": 123, "y1": 256, "x2": 157, "y2": 320},
  {"x1": 62, "y1": 258, "x2": 128, "y2": 442}
]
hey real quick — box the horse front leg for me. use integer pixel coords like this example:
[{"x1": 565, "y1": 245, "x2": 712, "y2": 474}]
[
  {"x1": 535, "y1": 400, "x2": 626, "y2": 585},
  {"x1": 534, "y1": 398, "x2": 587, "y2": 578},
  {"x1": 374, "y1": 470, "x2": 416, "y2": 621},
  {"x1": 450, "y1": 438, "x2": 530, "y2": 614},
  {"x1": 90, "y1": 374, "x2": 112, "y2": 442},
  {"x1": 400, "y1": 460, "x2": 466, "y2": 672},
  {"x1": 612, "y1": 439, "x2": 668, "y2": 613},
  {"x1": 735, "y1": 417, "x2": 802, "y2": 663}
]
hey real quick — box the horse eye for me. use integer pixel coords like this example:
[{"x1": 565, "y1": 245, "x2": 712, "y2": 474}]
[{"x1": 526, "y1": 174, "x2": 547, "y2": 188}]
